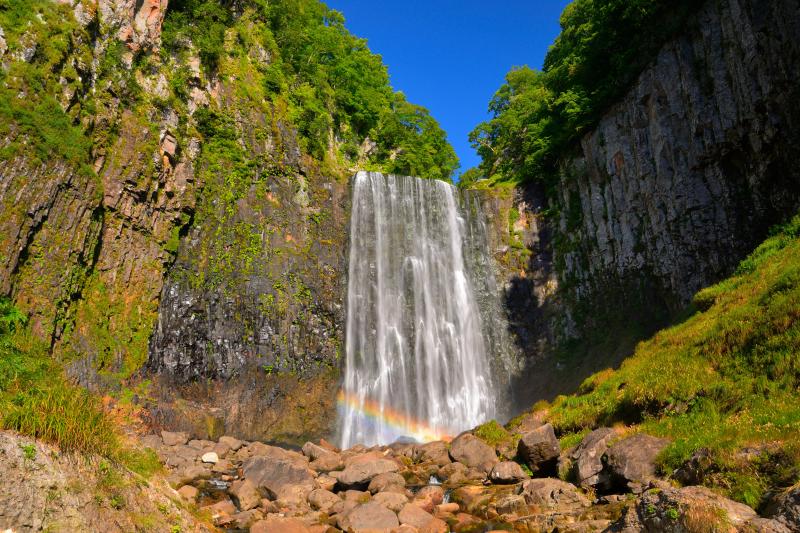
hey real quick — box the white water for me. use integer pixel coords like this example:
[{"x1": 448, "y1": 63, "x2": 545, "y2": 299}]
[{"x1": 340, "y1": 171, "x2": 504, "y2": 447}]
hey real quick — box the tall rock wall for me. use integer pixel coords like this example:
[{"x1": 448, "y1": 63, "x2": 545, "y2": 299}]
[
  {"x1": 494, "y1": 0, "x2": 800, "y2": 406},
  {"x1": 0, "y1": 1, "x2": 349, "y2": 442},
  {"x1": 0, "y1": 0, "x2": 195, "y2": 392}
]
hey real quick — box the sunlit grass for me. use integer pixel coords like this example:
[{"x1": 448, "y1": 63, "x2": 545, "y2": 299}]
[
  {"x1": 0, "y1": 301, "x2": 160, "y2": 476},
  {"x1": 542, "y1": 216, "x2": 800, "y2": 506}
]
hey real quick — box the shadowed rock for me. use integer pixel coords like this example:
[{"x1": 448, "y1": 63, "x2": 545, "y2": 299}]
[
  {"x1": 517, "y1": 423, "x2": 560, "y2": 476},
  {"x1": 571, "y1": 427, "x2": 616, "y2": 489}
]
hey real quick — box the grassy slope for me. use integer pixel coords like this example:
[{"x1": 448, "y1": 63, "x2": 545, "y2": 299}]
[{"x1": 516, "y1": 217, "x2": 800, "y2": 507}]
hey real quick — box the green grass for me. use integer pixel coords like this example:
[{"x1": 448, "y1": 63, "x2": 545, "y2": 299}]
[
  {"x1": 474, "y1": 419, "x2": 513, "y2": 447},
  {"x1": 541, "y1": 216, "x2": 800, "y2": 507},
  {"x1": 0, "y1": 1, "x2": 94, "y2": 172},
  {"x1": 0, "y1": 298, "x2": 161, "y2": 476}
]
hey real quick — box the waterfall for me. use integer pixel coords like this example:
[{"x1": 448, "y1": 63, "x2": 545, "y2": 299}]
[{"x1": 339, "y1": 171, "x2": 508, "y2": 447}]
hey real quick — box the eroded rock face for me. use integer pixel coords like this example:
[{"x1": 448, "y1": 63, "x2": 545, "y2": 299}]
[
  {"x1": 146, "y1": 97, "x2": 350, "y2": 441},
  {"x1": 482, "y1": 0, "x2": 800, "y2": 404},
  {"x1": 96, "y1": 0, "x2": 168, "y2": 52}
]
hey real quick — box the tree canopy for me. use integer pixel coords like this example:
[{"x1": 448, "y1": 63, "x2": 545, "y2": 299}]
[
  {"x1": 162, "y1": 0, "x2": 458, "y2": 180},
  {"x1": 466, "y1": 0, "x2": 700, "y2": 188}
]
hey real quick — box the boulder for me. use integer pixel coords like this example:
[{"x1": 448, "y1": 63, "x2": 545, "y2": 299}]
[
  {"x1": 168, "y1": 464, "x2": 211, "y2": 487},
  {"x1": 368, "y1": 472, "x2": 406, "y2": 494},
  {"x1": 161, "y1": 430, "x2": 189, "y2": 446},
  {"x1": 212, "y1": 459, "x2": 234, "y2": 473},
  {"x1": 344, "y1": 489, "x2": 372, "y2": 502},
  {"x1": 315, "y1": 473, "x2": 337, "y2": 492},
  {"x1": 141, "y1": 434, "x2": 163, "y2": 450},
  {"x1": 517, "y1": 423, "x2": 560, "y2": 475},
  {"x1": 508, "y1": 410, "x2": 547, "y2": 434},
  {"x1": 177, "y1": 484, "x2": 199, "y2": 502},
  {"x1": 448, "y1": 433, "x2": 498, "y2": 472},
  {"x1": 243, "y1": 456, "x2": 315, "y2": 500},
  {"x1": 204, "y1": 499, "x2": 237, "y2": 518},
  {"x1": 373, "y1": 491, "x2": 409, "y2": 512},
  {"x1": 604, "y1": 434, "x2": 670, "y2": 492},
  {"x1": 518, "y1": 478, "x2": 590, "y2": 511},
  {"x1": 435, "y1": 502, "x2": 460, "y2": 514},
  {"x1": 415, "y1": 441, "x2": 452, "y2": 466},
  {"x1": 489, "y1": 461, "x2": 530, "y2": 484},
  {"x1": 399, "y1": 503, "x2": 436, "y2": 529},
  {"x1": 673, "y1": 447, "x2": 714, "y2": 486},
  {"x1": 764, "y1": 482, "x2": 800, "y2": 531},
  {"x1": 495, "y1": 494, "x2": 528, "y2": 516},
  {"x1": 414, "y1": 485, "x2": 445, "y2": 513},
  {"x1": 229, "y1": 478, "x2": 261, "y2": 511},
  {"x1": 336, "y1": 458, "x2": 400, "y2": 489},
  {"x1": 571, "y1": 427, "x2": 616, "y2": 488},
  {"x1": 201, "y1": 451, "x2": 219, "y2": 464},
  {"x1": 338, "y1": 501, "x2": 400, "y2": 531},
  {"x1": 212, "y1": 441, "x2": 230, "y2": 458},
  {"x1": 420, "y1": 517, "x2": 449, "y2": 533},
  {"x1": 220, "y1": 509, "x2": 263, "y2": 529},
  {"x1": 310, "y1": 453, "x2": 343, "y2": 472},
  {"x1": 219, "y1": 435, "x2": 244, "y2": 451},
  {"x1": 331, "y1": 499, "x2": 358, "y2": 517},
  {"x1": 614, "y1": 485, "x2": 757, "y2": 532},
  {"x1": 302, "y1": 441, "x2": 335, "y2": 461},
  {"x1": 741, "y1": 518, "x2": 793, "y2": 532},
  {"x1": 307, "y1": 488, "x2": 341, "y2": 512},
  {"x1": 188, "y1": 439, "x2": 214, "y2": 450},
  {"x1": 437, "y1": 461, "x2": 467, "y2": 483},
  {"x1": 251, "y1": 517, "x2": 311, "y2": 533},
  {"x1": 247, "y1": 442, "x2": 309, "y2": 467}
]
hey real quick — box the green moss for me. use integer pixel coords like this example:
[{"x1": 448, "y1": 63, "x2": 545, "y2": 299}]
[{"x1": 474, "y1": 420, "x2": 512, "y2": 447}]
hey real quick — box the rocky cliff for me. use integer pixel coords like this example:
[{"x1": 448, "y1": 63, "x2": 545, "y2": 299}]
[
  {"x1": 491, "y1": 0, "x2": 800, "y2": 405},
  {"x1": 0, "y1": 0, "x2": 194, "y2": 393},
  {"x1": 0, "y1": 0, "x2": 456, "y2": 444}
]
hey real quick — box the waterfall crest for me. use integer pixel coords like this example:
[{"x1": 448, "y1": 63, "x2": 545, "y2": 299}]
[{"x1": 340, "y1": 171, "x2": 506, "y2": 447}]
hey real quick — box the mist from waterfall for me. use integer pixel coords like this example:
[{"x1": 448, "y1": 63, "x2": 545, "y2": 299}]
[{"x1": 339, "y1": 171, "x2": 510, "y2": 448}]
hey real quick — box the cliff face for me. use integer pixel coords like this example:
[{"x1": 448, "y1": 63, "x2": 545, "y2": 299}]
[
  {"x1": 0, "y1": 0, "x2": 195, "y2": 392},
  {"x1": 0, "y1": 1, "x2": 344, "y2": 443},
  {"x1": 145, "y1": 84, "x2": 350, "y2": 442},
  {"x1": 2, "y1": 0, "x2": 458, "y2": 444},
  {"x1": 496, "y1": 0, "x2": 800, "y2": 404}
]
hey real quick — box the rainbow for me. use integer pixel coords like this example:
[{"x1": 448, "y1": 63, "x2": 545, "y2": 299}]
[{"x1": 337, "y1": 390, "x2": 452, "y2": 444}]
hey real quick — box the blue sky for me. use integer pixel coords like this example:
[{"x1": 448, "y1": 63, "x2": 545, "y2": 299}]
[{"x1": 324, "y1": 0, "x2": 571, "y2": 178}]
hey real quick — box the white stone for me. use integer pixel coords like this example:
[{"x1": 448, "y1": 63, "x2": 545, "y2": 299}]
[{"x1": 201, "y1": 452, "x2": 219, "y2": 464}]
